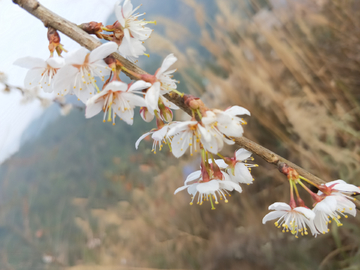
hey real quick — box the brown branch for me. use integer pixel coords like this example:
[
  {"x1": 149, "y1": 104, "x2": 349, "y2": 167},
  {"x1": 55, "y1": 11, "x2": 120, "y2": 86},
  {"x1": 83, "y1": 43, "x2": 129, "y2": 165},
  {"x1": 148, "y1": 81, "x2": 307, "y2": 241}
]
[{"x1": 12, "y1": 0, "x2": 360, "y2": 210}]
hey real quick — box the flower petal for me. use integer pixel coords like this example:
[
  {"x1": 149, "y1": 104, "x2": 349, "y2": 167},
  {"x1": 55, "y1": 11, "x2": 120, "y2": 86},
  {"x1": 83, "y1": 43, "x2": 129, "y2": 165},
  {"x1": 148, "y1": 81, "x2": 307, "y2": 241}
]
[{"x1": 89, "y1": 42, "x2": 118, "y2": 63}]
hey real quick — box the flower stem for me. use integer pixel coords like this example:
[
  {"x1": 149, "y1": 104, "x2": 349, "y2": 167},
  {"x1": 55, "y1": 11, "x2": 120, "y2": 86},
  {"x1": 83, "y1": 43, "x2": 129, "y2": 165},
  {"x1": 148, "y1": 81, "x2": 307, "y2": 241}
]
[
  {"x1": 196, "y1": 108, "x2": 203, "y2": 120},
  {"x1": 120, "y1": 66, "x2": 142, "y2": 80},
  {"x1": 298, "y1": 179, "x2": 322, "y2": 202},
  {"x1": 169, "y1": 88, "x2": 184, "y2": 97},
  {"x1": 299, "y1": 175, "x2": 320, "y2": 189},
  {"x1": 216, "y1": 153, "x2": 225, "y2": 159}
]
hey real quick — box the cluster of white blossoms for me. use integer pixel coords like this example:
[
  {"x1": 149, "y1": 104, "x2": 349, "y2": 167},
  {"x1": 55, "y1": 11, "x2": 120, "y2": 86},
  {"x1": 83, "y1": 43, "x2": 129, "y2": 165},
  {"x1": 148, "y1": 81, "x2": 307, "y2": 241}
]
[
  {"x1": 263, "y1": 180, "x2": 360, "y2": 237},
  {"x1": 13, "y1": 0, "x2": 359, "y2": 239}
]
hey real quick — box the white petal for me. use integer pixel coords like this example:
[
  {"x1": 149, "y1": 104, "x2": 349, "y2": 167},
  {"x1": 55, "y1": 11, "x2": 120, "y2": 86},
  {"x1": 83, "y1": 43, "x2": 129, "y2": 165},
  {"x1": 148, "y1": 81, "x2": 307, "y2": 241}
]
[
  {"x1": 145, "y1": 82, "x2": 160, "y2": 112},
  {"x1": 293, "y1": 207, "x2": 315, "y2": 220},
  {"x1": 268, "y1": 202, "x2": 291, "y2": 211},
  {"x1": 152, "y1": 126, "x2": 168, "y2": 140},
  {"x1": 115, "y1": 0, "x2": 125, "y2": 26},
  {"x1": 196, "y1": 180, "x2": 219, "y2": 193},
  {"x1": 24, "y1": 68, "x2": 42, "y2": 88},
  {"x1": 235, "y1": 148, "x2": 252, "y2": 161},
  {"x1": 65, "y1": 47, "x2": 88, "y2": 65},
  {"x1": 117, "y1": 108, "x2": 134, "y2": 125},
  {"x1": 156, "y1": 54, "x2": 177, "y2": 78},
  {"x1": 262, "y1": 211, "x2": 286, "y2": 224},
  {"x1": 171, "y1": 132, "x2": 191, "y2": 158},
  {"x1": 14, "y1": 57, "x2": 46, "y2": 69},
  {"x1": 89, "y1": 42, "x2": 118, "y2": 63},
  {"x1": 103, "y1": 81, "x2": 128, "y2": 92},
  {"x1": 167, "y1": 121, "x2": 196, "y2": 137},
  {"x1": 122, "y1": 92, "x2": 146, "y2": 107},
  {"x1": 46, "y1": 57, "x2": 65, "y2": 69},
  {"x1": 234, "y1": 163, "x2": 253, "y2": 184},
  {"x1": 85, "y1": 99, "x2": 103, "y2": 118},
  {"x1": 218, "y1": 180, "x2": 242, "y2": 193},
  {"x1": 128, "y1": 80, "x2": 152, "y2": 92},
  {"x1": 225, "y1": 105, "x2": 251, "y2": 116},
  {"x1": 135, "y1": 131, "x2": 152, "y2": 149},
  {"x1": 122, "y1": 0, "x2": 133, "y2": 18},
  {"x1": 185, "y1": 170, "x2": 201, "y2": 184},
  {"x1": 174, "y1": 185, "x2": 189, "y2": 194}
]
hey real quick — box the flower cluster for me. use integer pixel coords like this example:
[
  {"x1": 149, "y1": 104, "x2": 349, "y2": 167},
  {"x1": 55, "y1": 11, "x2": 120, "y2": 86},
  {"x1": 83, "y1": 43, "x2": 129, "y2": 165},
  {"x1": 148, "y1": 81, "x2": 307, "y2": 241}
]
[
  {"x1": 262, "y1": 178, "x2": 360, "y2": 237},
  {"x1": 13, "y1": 0, "x2": 359, "y2": 240}
]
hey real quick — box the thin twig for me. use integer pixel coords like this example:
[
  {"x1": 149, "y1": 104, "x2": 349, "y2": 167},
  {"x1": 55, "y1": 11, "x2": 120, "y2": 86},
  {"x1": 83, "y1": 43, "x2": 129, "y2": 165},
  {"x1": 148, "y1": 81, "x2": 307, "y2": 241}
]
[{"x1": 12, "y1": 0, "x2": 360, "y2": 210}]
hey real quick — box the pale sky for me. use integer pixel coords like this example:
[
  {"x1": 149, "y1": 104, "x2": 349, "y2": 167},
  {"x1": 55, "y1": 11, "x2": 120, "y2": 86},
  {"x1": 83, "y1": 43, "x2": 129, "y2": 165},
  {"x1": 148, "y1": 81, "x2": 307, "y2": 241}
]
[{"x1": 0, "y1": 0, "x2": 115, "y2": 163}]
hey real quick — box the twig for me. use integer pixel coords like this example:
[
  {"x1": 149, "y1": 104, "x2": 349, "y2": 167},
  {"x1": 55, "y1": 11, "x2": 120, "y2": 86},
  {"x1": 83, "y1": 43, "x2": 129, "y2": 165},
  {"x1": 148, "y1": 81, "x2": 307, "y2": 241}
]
[{"x1": 12, "y1": 0, "x2": 360, "y2": 210}]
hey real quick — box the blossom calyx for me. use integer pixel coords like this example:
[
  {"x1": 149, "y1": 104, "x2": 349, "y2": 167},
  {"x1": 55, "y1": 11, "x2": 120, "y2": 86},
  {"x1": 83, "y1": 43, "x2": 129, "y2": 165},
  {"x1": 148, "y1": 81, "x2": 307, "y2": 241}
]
[{"x1": 278, "y1": 162, "x2": 299, "y2": 181}]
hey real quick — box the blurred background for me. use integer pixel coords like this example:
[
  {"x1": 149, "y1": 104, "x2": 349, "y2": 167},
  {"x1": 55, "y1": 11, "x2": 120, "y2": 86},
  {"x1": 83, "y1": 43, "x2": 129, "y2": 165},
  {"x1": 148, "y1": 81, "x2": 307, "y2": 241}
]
[{"x1": 1, "y1": 0, "x2": 360, "y2": 269}]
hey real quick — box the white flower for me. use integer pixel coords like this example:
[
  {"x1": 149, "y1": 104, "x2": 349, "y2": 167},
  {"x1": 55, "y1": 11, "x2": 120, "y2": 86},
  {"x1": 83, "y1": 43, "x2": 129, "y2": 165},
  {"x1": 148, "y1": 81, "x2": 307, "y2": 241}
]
[
  {"x1": 167, "y1": 120, "x2": 227, "y2": 157},
  {"x1": 135, "y1": 124, "x2": 171, "y2": 153},
  {"x1": 14, "y1": 56, "x2": 65, "y2": 93},
  {"x1": 145, "y1": 54, "x2": 179, "y2": 114},
  {"x1": 312, "y1": 180, "x2": 360, "y2": 235},
  {"x1": 213, "y1": 149, "x2": 255, "y2": 184},
  {"x1": 54, "y1": 42, "x2": 117, "y2": 102},
  {"x1": 202, "y1": 106, "x2": 250, "y2": 138},
  {"x1": 262, "y1": 202, "x2": 317, "y2": 237},
  {"x1": 174, "y1": 170, "x2": 242, "y2": 206},
  {"x1": 85, "y1": 80, "x2": 150, "y2": 125},
  {"x1": 115, "y1": 0, "x2": 153, "y2": 41},
  {"x1": 115, "y1": 0, "x2": 154, "y2": 60}
]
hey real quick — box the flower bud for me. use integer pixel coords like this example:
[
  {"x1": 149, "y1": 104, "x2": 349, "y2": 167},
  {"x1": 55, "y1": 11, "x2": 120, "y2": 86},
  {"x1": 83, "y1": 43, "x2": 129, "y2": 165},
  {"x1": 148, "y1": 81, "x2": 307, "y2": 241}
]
[{"x1": 78, "y1": 21, "x2": 103, "y2": 35}]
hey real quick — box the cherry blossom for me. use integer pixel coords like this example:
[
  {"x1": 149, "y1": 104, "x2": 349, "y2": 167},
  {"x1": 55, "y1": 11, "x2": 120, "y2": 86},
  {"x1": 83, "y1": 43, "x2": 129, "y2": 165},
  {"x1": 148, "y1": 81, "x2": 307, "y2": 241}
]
[
  {"x1": 54, "y1": 42, "x2": 117, "y2": 102},
  {"x1": 115, "y1": 0, "x2": 154, "y2": 60},
  {"x1": 167, "y1": 120, "x2": 229, "y2": 157},
  {"x1": 213, "y1": 149, "x2": 255, "y2": 184},
  {"x1": 135, "y1": 124, "x2": 172, "y2": 153},
  {"x1": 312, "y1": 180, "x2": 360, "y2": 234},
  {"x1": 262, "y1": 202, "x2": 317, "y2": 237},
  {"x1": 14, "y1": 56, "x2": 65, "y2": 93},
  {"x1": 85, "y1": 80, "x2": 150, "y2": 125},
  {"x1": 145, "y1": 54, "x2": 179, "y2": 115},
  {"x1": 174, "y1": 169, "x2": 242, "y2": 207},
  {"x1": 202, "y1": 106, "x2": 250, "y2": 138}
]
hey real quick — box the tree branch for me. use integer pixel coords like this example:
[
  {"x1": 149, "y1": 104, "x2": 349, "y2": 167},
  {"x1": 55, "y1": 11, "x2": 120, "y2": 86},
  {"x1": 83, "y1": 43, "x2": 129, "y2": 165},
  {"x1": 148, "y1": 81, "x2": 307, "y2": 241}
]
[{"x1": 12, "y1": 0, "x2": 360, "y2": 209}]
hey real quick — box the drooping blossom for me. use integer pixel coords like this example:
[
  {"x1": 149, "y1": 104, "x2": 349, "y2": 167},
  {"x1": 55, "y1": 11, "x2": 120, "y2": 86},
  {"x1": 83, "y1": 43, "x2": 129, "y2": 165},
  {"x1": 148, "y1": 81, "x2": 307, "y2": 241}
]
[
  {"x1": 262, "y1": 202, "x2": 317, "y2": 237},
  {"x1": 174, "y1": 168, "x2": 242, "y2": 207},
  {"x1": 85, "y1": 80, "x2": 150, "y2": 125},
  {"x1": 202, "y1": 106, "x2": 250, "y2": 138},
  {"x1": 145, "y1": 54, "x2": 179, "y2": 118},
  {"x1": 54, "y1": 42, "x2": 118, "y2": 102},
  {"x1": 115, "y1": 0, "x2": 154, "y2": 60},
  {"x1": 14, "y1": 56, "x2": 65, "y2": 93},
  {"x1": 135, "y1": 124, "x2": 172, "y2": 153},
  {"x1": 213, "y1": 149, "x2": 256, "y2": 184},
  {"x1": 312, "y1": 180, "x2": 360, "y2": 234}
]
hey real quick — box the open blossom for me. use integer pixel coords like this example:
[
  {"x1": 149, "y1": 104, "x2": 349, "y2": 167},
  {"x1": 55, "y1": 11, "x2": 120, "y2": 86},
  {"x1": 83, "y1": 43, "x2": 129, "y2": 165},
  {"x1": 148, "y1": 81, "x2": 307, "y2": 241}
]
[
  {"x1": 202, "y1": 106, "x2": 250, "y2": 138},
  {"x1": 135, "y1": 124, "x2": 172, "y2": 153},
  {"x1": 262, "y1": 202, "x2": 317, "y2": 237},
  {"x1": 174, "y1": 169, "x2": 242, "y2": 206},
  {"x1": 14, "y1": 57, "x2": 65, "y2": 93},
  {"x1": 85, "y1": 80, "x2": 150, "y2": 125},
  {"x1": 213, "y1": 149, "x2": 255, "y2": 184},
  {"x1": 115, "y1": 0, "x2": 153, "y2": 60},
  {"x1": 145, "y1": 54, "x2": 179, "y2": 116},
  {"x1": 54, "y1": 42, "x2": 117, "y2": 102},
  {"x1": 167, "y1": 120, "x2": 233, "y2": 157},
  {"x1": 312, "y1": 180, "x2": 360, "y2": 234}
]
